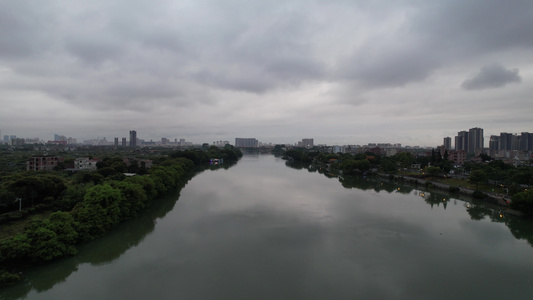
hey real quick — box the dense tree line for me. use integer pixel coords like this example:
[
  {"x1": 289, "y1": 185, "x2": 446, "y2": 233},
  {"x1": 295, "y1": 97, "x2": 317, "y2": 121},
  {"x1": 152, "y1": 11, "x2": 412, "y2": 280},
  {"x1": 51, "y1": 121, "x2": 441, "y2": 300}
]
[
  {"x1": 279, "y1": 146, "x2": 532, "y2": 215},
  {"x1": 464, "y1": 160, "x2": 533, "y2": 189},
  {"x1": 281, "y1": 147, "x2": 532, "y2": 186},
  {"x1": 283, "y1": 148, "x2": 379, "y2": 175},
  {"x1": 0, "y1": 146, "x2": 242, "y2": 285},
  {"x1": 285, "y1": 149, "x2": 533, "y2": 253}
]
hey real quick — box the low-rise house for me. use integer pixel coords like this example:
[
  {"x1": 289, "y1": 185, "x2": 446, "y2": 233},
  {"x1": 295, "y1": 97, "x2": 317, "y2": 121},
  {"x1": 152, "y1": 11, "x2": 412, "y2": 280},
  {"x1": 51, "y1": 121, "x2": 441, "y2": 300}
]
[
  {"x1": 75, "y1": 157, "x2": 99, "y2": 170},
  {"x1": 448, "y1": 150, "x2": 466, "y2": 165},
  {"x1": 27, "y1": 156, "x2": 64, "y2": 171}
]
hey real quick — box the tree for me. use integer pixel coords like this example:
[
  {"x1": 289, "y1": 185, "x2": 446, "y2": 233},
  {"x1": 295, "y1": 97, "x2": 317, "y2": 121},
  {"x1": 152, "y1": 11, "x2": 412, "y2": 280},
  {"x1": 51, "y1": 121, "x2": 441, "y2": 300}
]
[
  {"x1": 109, "y1": 180, "x2": 148, "y2": 219},
  {"x1": 341, "y1": 159, "x2": 370, "y2": 175},
  {"x1": 24, "y1": 212, "x2": 79, "y2": 262},
  {"x1": 479, "y1": 153, "x2": 492, "y2": 162},
  {"x1": 394, "y1": 152, "x2": 414, "y2": 169},
  {"x1": 469, "y1": 169, "x2": 488, "y2": 190},
  {"x1": 380, "y1": 157, "x2": 397, "y2": 173},
  {"x1": 7, "y1": 174, "x2": 67, "y2": 207},
  {"x1": 127, "y1": 159, "x2": 139, "y2": 173},
  {"x1": 76, "y1": 172, "x2": 104, "y2": 185},
  {"x1": 426, "y1": 166, "x2": 442, "y2": 177},
  {"x1": 73, "y1": 184, "x2": 124, "y2": 241},
  {"x1": 439, "y1": 160, "x2": 454, "y2": 173},
  {"x1": 512, "y1": 167, "x2": 533, "y2": 186},
  {"x1": 510, "y1": 189, "x2": 533, "y2": 217},
  {"x1": 125, "y1": 176, "x2": 157, "y2": 200},
  {"x1": 0, "y1": 233, "x2": 31, "y2": 262},
  {"x1": 416, "y1": 156, "x2": 431, "y2": 169},
  {"x1": 97, "y1": 167, "x2": 119, "y2": 178}
]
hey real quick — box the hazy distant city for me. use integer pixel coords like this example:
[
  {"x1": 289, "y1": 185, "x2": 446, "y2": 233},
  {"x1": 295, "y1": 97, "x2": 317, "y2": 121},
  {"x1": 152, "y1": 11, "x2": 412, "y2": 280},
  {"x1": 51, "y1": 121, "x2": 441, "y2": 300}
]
[
  {"x1": 1, "y1": 127, "x2": 531, "y2": 149},
  {"x1": 2, "y1": 127, "x2": 532, "y2": 164}
]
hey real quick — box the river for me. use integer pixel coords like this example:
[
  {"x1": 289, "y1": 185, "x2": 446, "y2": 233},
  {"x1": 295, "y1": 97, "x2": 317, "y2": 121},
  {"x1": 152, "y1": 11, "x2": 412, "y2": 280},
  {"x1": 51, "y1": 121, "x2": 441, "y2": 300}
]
[{"x1": 2, "y1": 153, "x2": 533, "y2": 299}]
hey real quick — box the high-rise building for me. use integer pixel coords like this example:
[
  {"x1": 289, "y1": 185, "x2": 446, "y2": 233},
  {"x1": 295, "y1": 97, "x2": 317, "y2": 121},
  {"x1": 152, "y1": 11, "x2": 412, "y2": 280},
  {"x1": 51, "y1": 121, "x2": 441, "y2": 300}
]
[
  {"x1": 235, "y1": 138, "x2": 258, "y2": 148},
  {"x1": 499, "y1": 133, "x2": 513, "y2": 151},
  {"x1": 468, "y1": 127, "x2": 484, "y2": 155},
  {"x1": 301, "y1": 138, "x2": 314, "y2": 148},
  {"x1": 489, "y1": 135, "x2": 499, "y2": 152},
  {"x1": 114, "y1": 137, "x2": 119, "y2": 147},
  {"x1": 121, "y1": 137, "x2": 127, "y2": 147},
  {"x1": 454, "y1": 128, "x2": 483, "y2": 155},
  {"x1": 54, "y1": 134, "x2": 67, "y2": 141},
  {"x1": 129, "y1": 130, "x2": 137, "y2": 147},
  {"x1": 512, "y1": 134, "x2": 521, "y2": 150},
  {"x1": 455, "y1": 131, "x2": 468, "y2": 151},
  {"x1": 520, "y1": 132, "x2": 533, "y2": 151},
  {"x1": 443, "y1": 137, "x2": 452, "y2": 150}
]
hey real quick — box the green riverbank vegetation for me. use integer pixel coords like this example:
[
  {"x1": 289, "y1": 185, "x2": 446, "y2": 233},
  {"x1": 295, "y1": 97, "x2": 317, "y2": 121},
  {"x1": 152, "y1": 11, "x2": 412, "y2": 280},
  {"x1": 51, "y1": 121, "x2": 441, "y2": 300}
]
[
  {"x1": 0, "y1": 145, "x2": 242, "y2": 286},
  {"x1": 278, "y1": 146, "x2": 532, "y2": 215}
]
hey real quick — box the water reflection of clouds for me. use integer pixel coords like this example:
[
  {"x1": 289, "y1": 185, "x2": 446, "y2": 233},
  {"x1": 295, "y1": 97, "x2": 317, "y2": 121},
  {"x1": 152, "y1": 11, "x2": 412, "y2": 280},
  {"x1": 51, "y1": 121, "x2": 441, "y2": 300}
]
[
  {"x1": 12, "y1": 155, "x2": 533, "y2": 299},
  {"x1": 459, "y1": 219, "x2": 525, "y2": 255},
  {"x1": 182, "y1": 161, "x2": 338, "y2": 217},
  {"x1": 170, "y1": 156, "x2": 533, "y2": 299}
]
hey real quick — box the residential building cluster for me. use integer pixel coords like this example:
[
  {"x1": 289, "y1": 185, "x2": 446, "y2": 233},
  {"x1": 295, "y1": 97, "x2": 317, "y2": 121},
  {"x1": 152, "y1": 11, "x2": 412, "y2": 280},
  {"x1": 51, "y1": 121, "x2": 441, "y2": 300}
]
[
  {"x1": 442, "y1": 127, "x2": 533, "y2": 166},
  {"x1": 26, "y1": 155, "x2": 153, "y2": 172},
  {"x1": 489, "y1": 132, "x2": 533, "y2": 155},
  {"x1": 3, "y1": 126, "x2": 532, "y2": 167},
  {"x1": 0, "y1": 128, "x2": 196, "y2": 148}
]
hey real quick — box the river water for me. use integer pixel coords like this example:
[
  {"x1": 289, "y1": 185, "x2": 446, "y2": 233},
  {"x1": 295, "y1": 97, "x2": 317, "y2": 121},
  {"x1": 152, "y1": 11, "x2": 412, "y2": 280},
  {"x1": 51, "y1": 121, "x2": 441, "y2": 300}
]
[{"x1": 2, "y1": 154, "x2": 533, "y2": 299}]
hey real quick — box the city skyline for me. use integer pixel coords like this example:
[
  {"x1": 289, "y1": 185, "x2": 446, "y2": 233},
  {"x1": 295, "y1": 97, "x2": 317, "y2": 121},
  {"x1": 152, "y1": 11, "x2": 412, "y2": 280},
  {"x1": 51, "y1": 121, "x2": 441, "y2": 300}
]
[
  {"x1": 3, "y1": 127, "x2": 533, "y2": 149},
  {"x1": 1, "y1": 1, "x2": 532, "y2": 146}
]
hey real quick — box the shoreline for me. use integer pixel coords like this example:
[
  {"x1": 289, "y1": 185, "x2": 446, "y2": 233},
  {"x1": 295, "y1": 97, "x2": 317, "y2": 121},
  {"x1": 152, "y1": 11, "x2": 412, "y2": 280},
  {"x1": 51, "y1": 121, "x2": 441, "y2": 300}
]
[{"x1": 377, "y1": 172, "x2": 523, "y2": 216}]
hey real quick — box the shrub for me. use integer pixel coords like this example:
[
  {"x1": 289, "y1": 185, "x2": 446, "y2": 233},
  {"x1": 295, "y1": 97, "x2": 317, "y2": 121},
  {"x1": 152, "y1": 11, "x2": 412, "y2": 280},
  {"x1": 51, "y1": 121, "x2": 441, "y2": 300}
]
[
  {"x1": 510, "y1": 189, "x2": 533, "y2": 217},
  {"x1": 449, "y1": 186, "x2": 460, "y2": 193},
  {"x1": 0, "y1": 270, "x2": 20, "y2": 286},
  {"x1": 472, "y1": 190, "x2": 488, "y2": 199}
]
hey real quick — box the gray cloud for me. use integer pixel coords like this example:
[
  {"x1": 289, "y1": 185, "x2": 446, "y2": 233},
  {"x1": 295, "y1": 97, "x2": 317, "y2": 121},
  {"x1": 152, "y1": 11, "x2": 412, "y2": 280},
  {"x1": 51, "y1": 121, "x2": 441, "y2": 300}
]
[
  {"x1": 412, "y1": 0, "x2": 533, "y2": 54},
  {"x1": 338, "y1": 0, "x2": 533, "y2": 88},
  {"x1": 462, "y1": 64, "x2": 521, "y2": 90},
  {"x1": 0, "y1": 1, "x2": 58, "y2": 59},
  {"x1": 340, "y1": 40, "x2": 439, "y2": 88},
  {"x1": 0, "y1": 0, "x2": 532, "y2": 145}
]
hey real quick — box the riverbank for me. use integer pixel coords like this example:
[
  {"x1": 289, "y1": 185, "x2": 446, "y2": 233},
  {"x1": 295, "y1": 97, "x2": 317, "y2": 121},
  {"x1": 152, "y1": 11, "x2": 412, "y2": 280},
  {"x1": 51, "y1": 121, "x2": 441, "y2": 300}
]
[
  {"x1": 0, "y1": 147, "x2": 243, "y2": 287},
  {"x1": 378, "y1": 172, "x2": 523, "y2": 216},
  {"x1": 4, "y1": 154, "x2": 533, "y2": 300}
]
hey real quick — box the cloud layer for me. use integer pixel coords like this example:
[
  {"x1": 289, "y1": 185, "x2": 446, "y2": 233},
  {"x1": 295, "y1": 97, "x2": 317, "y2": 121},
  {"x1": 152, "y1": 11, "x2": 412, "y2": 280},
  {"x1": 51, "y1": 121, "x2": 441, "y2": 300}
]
[
  {"x1": 462, "y1": 64, "x2": 521, "y2": 90},
  {"x1": 1, "y1": 0, "x2": 532, "y2": 145}
]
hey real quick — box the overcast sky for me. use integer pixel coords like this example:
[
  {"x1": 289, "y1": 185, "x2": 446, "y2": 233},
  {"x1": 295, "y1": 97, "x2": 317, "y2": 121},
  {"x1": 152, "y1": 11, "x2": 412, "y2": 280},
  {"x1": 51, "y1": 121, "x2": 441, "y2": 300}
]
[{"x1": 1, "y1": 0, "x2": 532, "y2": 146}]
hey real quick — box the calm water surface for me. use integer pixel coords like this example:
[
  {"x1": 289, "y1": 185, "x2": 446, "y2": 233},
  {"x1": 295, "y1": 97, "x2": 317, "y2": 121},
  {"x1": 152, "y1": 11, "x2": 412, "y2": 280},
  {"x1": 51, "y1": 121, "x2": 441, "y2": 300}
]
[{"x1": 2, "y1": 154, "x2": 533, "y2": 299}]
